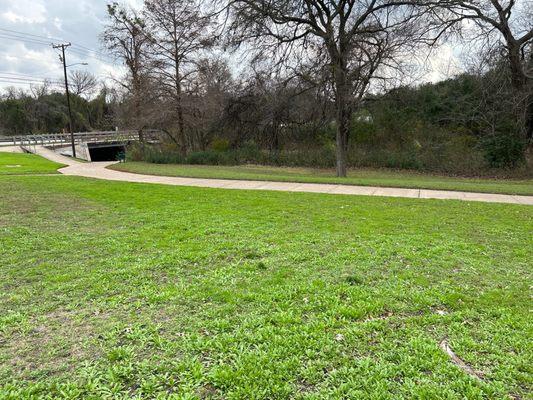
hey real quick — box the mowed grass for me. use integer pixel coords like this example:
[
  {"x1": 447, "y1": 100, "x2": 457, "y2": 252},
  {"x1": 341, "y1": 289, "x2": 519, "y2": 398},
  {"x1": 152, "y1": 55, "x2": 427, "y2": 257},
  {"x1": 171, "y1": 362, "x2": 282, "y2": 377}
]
[
  {"x1": 0, "y1": 152, "x2": 64, "y2": 175},
  {"x1": 110, "y1": 162, "x2": 533, "y2": 196},
  {"x1": 0, "y1": 173, "x2": 532, "y2": 399}
]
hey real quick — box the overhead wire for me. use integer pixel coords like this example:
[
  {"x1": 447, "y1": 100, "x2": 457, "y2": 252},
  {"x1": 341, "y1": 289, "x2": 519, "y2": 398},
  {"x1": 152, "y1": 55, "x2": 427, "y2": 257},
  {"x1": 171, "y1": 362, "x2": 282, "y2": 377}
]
[
  {"x1": 0, "y1": 28, "x2": 118, "y2": 65},
  {"x1": 0, "y1": 76, "x2": 63, "y2": 85},
  {"x1": 0, "y1": 28, "x2": 109, "y2": 55},
  {"x1": 0, "y1": 79, "x2": 62, "y2": 86},
  {"x1": 0, "y1": 28, "x2": 64, "y2": 42},
  {"x1": 0, "y1": 33, "x2": 52, "y2": 47},
  {"x1": 0, "y1": 71, "x2": 61, "y2": 79},
  {"x1": 0, "y1": 28, "x2": 110, "y2": 56},
  {"x1": 0, "y1": 28, "x2": 126, "y2": 92}
]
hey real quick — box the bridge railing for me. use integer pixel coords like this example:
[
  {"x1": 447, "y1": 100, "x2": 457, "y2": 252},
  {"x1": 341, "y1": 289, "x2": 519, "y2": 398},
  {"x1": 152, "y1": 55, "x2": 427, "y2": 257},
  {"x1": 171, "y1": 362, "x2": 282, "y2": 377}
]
[{"x1": 1, "y1": 130, "x2": 161, "y2": 150}]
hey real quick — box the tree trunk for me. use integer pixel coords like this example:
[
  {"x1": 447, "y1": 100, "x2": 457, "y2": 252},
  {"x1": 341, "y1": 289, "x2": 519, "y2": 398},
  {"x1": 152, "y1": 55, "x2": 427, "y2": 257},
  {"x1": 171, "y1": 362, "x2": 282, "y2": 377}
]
[
  {"x1": 175, "y1": 61, "x2": 187, "y2": 156},
  {"x1": 333, "y1": 61, "x2": 350, "y2": 178},
  {"x1": 526, "y1": 51, "x2": 533, "y2": 143},
  {"x1": 133, "y1": 73, "x2": 144, "y2": 143},
  {"x1": 176, "y1": 93, "x2": 186, "y2": 155},
  {"x1": 335, "y1": 108, "x2": 349, "y2": 177},
  {"x1": 526, "y1": 95, "x2": 533, "y2": 143},
  {"x1": 507, "y1": 41, "x2": 526, "y2": 90},
  {"x1": 506, "y1": 40, "x2": 531, "y2": 144},
  {"x1": 270, "y1": 120, "x2": 281, "y2": 154}
]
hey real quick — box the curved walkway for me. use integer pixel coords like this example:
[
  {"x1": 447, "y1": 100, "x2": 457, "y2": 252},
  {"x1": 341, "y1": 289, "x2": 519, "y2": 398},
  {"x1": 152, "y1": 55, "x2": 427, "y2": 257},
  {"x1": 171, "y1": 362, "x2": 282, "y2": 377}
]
[{"x1": 26, "y1": 145, "x2": 533, "y2": 205}]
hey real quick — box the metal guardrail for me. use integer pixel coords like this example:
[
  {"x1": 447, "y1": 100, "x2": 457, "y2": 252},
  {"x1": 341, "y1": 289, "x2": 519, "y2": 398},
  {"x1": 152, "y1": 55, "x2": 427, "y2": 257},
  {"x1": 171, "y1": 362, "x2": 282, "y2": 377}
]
[{"x1": 0, "y1": 130, "x2": 160, "y2": 151}]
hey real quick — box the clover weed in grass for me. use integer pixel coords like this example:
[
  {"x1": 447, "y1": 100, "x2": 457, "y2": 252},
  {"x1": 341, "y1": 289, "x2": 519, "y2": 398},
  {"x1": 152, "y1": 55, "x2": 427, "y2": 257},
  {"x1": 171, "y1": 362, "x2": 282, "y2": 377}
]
[{"x1": 0, "y1": 175, "x2": 531, "y2": 399}]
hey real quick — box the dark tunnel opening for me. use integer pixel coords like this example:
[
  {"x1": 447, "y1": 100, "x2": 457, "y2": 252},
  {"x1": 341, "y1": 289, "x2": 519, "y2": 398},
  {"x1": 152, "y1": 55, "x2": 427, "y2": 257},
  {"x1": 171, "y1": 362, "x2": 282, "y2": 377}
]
[{"x1": 88, "y1": 144, "x2": 125, "y2": 161}]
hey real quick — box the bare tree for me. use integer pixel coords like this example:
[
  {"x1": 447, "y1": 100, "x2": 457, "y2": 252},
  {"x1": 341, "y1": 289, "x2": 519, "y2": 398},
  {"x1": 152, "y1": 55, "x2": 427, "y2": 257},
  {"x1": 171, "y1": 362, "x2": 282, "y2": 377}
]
[
  {"x1": 102, "y1": 2, "x2": 150, "y2": 140},
  {"x1": 188, "y1": 57, "x2": 234, "y2": 150},
  {"x1": 224, "y1": 0, "x2": 429, "y2": 176},
  {"x1": 69, "y1": 70, "x2": 98, "y2": 98},
  {"x1": 29, "y1": 80, "x2": 51, "y2": 99},
  {"x1": 143, "y1": 0, "x2": 214, "y2": 154},
  {"x1": 430, "y1": 0, "x2": 533, "y2": 141}
]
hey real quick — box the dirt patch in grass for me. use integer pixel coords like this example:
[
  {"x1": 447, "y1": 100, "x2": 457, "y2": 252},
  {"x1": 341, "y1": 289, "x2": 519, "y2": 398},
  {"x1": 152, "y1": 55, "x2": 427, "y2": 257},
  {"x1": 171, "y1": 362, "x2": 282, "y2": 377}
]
[
  {"x1": 1, "y1": 309, "x2": 106, "y2": 380},
  {"x1": 0, "y1": 188, "x2": 97, "y2": 216},
  {"x1": 196, "y1": 383, "x2": 218, "y2": 399},
  {"x1": 0, "y1": 180, "x2": 106, "y2": 231}
]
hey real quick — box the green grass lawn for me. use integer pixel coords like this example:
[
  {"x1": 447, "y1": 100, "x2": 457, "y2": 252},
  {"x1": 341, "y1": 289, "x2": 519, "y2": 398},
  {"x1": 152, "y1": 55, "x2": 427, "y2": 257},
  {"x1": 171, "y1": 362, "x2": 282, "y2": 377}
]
[
  {"x1": 110, "y1": 162, "x2": 533, "y2": 196},
  {"x1": 0, "y1": 172, "x2": 531, "y2": 399},
  {"x1": 0, "y1": 152, "x2": 65, "y2": 175}
]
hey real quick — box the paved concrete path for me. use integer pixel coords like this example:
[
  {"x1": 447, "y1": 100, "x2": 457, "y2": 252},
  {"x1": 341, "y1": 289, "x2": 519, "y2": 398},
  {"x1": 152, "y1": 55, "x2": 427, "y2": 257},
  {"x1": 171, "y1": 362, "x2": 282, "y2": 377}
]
[
  {"x1": 0, "y1": 145, "x2": 23, "y2": 153},
  {"x1": 19, "y1": 145, "x2": 533, "y2": 205}
]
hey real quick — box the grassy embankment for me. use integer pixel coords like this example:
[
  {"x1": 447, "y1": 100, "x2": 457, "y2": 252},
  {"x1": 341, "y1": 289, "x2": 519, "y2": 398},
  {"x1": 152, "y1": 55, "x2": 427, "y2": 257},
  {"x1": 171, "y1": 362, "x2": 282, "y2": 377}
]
[
  {"x1": 0, "y1": 165, "x2": 531, "y2": 398},
  {"x1": 111, "y1": 162, "x2": 533, "y2": 196},
  {"x1": 0, "y1": 152, "x2": 64, "y2": 175}
]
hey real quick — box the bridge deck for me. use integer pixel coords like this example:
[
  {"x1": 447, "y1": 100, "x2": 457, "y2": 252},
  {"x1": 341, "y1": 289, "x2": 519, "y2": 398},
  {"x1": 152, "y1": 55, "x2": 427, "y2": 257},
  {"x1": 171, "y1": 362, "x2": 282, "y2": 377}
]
[{"x1": 0, "y1": 130, "x2": 160, "y2": 150}]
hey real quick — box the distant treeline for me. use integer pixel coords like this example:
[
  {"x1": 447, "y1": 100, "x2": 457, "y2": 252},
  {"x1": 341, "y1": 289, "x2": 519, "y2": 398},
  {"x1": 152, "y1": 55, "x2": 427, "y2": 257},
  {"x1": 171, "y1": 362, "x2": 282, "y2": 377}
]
[
  {"x1": 129, "y1": 71, "x2": 531, "y2": 176},
  {"x1": 1, "y1": 70, "x2": 530, "y2": 175},
  {"x1": 102, "y1": 0, "x2": 532, "y2": 177},
  {"x1": 0, "y1": 88, "x2": 115, "y2": 136},
  {"x1": 2, "y1": 0, "x2": 531, "y2": 177}
]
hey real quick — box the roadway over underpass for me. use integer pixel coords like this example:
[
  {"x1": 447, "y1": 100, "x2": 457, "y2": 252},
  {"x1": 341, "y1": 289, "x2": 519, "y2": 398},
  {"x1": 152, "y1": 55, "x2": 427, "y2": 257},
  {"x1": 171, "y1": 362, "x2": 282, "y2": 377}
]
[{"x1": 0, "y1": 130, "x2": 160, "y2": 161}]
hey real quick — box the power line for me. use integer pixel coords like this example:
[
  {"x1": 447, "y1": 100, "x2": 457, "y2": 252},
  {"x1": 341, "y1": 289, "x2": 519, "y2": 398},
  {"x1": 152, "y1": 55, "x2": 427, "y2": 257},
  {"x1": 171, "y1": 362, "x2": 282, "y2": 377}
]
[
  {"x1": 0, "y1": 78, "x2": 63, "y2": 86},
  {"x1": 0, "y1": 27, "x2": 106, "y2": 54},
  {"x1": 0, "y1": 76, "x2": 63, "y2": 84},
  {"x1": 0, "y1": 33, "x2": 52, "y2": 47},
  {"x1": 0, "y1": 79, "x2": 62, "y2": 86},
  {"x1": 1, "y1": 33, "x2": 117, "y2": 64},
  {"x1": 0, "y1": 28, "x2": 121, "y2": 97},
  {"x1": 0, "y1": 71, "x2": 112, "y2": 86},
  {"x1": 0, "y1": 28, "x2": 99, "y2": 52},
  {"x1": 0, "y1": 71, "x2": 62, "y2": 79},
  {"x1": 67, "y1": 47, "x2": 117, "y2": 64},
  {"x1": 0, "y1": 28, "x2": 116, "y2": 63},
  {"x1": 70, "y1": 43, "x2": 111, "y2": 59},
  {"x1": 8, "y1": 49, "x2": 114, "y2": 69},
  {"x1": 0, "y1": 28, "x2": 64, "y2": 43}
]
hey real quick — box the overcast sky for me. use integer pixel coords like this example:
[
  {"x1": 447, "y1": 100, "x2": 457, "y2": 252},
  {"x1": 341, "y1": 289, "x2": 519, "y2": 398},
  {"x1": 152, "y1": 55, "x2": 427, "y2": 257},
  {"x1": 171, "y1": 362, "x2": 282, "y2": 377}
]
[
  {"x1": 0, "y1": 0, "x2": 461, "y2": 93},
  {"x1": 0, "y1": 0, "x2": 144, "y2": 91}
]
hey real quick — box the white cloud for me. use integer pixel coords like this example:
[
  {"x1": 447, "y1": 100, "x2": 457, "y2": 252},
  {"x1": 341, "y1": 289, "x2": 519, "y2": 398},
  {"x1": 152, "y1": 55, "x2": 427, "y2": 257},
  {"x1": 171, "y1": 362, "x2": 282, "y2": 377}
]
[
  {"x1": 0, "y1": 0, "x2": 465, "y2": 94},
  {"x1": 52, "y1": 17, "x2": 62, "y2": 30},
  {"x1": 124, "y1": 0, "x2": 144, "y2": 9},
  {"x1": 1, "y1": 0, "x2": 46, "y2": 24},
  {"x1": 0, "y1": 0, "x2": 124, "y2": 92},
  {"x1": 425, "y1": 44, "x2": 463, "y2": 83}
]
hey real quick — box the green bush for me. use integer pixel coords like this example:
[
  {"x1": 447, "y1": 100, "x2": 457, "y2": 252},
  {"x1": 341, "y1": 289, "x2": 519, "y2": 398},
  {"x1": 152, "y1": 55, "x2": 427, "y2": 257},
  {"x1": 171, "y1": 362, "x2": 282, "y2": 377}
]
[
  {"x1": 350, "y1": 111, "x2": 377, "y2": 144},
  {"x1": 129, "y1": 140, "x2": 486, "y2": 174},
  {"x1": 187, "y1": 150, "x2": 240, "y2": 165},
  {"x1": 128, "y1": 128, "x2": 528, "y2": 176},
  {"x1": 481, "y1": 134, "x2": 526, "y2": 169},
  {"x1": 211, "y1": 138, "x2": 231, "y2": 152},
  {"x1": 127, "y1": 144, "x2": 185, "y2": 164}
]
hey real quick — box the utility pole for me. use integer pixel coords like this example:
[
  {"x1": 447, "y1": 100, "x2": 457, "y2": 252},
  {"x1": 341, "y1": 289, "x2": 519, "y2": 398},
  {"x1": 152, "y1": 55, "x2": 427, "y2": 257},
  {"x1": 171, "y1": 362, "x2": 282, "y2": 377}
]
[{"x1": 53, "y1": 43, "x2": 76, "y2": 158}]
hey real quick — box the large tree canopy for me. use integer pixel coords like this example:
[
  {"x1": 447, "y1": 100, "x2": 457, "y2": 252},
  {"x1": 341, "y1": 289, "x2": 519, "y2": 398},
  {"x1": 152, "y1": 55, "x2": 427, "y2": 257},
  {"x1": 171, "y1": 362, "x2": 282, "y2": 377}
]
[{"x1": 224, "y1": 0, "x2": 429, "y2": 176}]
